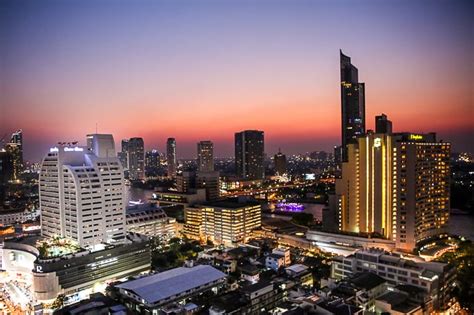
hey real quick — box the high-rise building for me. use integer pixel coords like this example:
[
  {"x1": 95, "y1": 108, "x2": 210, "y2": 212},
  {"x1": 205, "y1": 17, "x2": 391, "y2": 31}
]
[
  {"x1": 39, "y1": 134, "x2": 126, "y2": 248},
  {"x1": 145, "y1": 150, "x2": 160, "y2": 169},
  {"x1": 167, "y1": 138, "x2": 177, "y2": 178},
  {"x1": 118, "y1": 139, "x2": 129, "y2": 171},
  {"x1": 235, "y1": 130, "x2": 265, "y2": 180},
  {"x1": 5, "y1": 129, "x2": 23, "y2": 180},
  {"x1": 375, "y1": 113, "x2": 393, "y2": 134},
  {"x1": 0, "y1": 150, "x2": 14, "y2": 185},
  {"x1": 274, "y1": 150, "x2": 287, "y2": 176},
  {"x1": 176, "y1": 171, "x2": 196, "y2": 193},
  {"x1": 128, "y1": 137, "x2": 145, "y2": 181},
  {"x1": 334, "y1": 116, "x2": 450, "y2": 251},
  {"x1": 340, "y1": 50, "x2": 365, "y2": 161},
  {"x1": 197, "y1": 141, "x2": 214, "y2": 172}
]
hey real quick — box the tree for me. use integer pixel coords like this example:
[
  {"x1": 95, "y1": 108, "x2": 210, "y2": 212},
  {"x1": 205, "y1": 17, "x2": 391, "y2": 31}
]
[{"x1": 291, "y1": 213, "x2": 314, "y2": 226}]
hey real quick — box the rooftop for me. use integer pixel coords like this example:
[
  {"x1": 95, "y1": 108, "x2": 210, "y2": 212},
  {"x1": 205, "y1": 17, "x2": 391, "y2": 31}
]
[
  {"x1": 376, "y1": 291, "x2": 421, "y2": 313},
  {"x1": 202, "y1": 198, "x2": 260, "y2": 209},
  {"x1": 116, "y1": 265, "x2": 226, "y2": 304},
  {"x1": 349, "y1": 272, "x2": 386, "y2": 290}
]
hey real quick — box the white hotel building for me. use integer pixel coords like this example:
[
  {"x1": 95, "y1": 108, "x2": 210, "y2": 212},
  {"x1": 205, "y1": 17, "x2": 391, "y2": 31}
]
[{"x1": 39, "y1": 134, "x2": 126, "y2": 248}]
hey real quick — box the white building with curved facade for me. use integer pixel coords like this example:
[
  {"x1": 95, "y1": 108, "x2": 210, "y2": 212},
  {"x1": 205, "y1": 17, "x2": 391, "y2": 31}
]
[{"x1": 39, "y1": 134, "x2": 126, "y2": 248}]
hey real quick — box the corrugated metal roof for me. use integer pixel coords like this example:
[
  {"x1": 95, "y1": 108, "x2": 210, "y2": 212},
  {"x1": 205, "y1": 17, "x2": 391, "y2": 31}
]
[{"x1": 116, "y1": 265, "x2": 226, "y2": 304}]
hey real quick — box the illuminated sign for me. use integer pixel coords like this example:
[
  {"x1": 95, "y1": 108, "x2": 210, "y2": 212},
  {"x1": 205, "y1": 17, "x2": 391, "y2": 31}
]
[
  {"x1": 50, "y1": 147, "x2": 59, "y2": 152},
  {"x1": 374, "y1": 138, "x2": 382, "y2": 148},
  {"x1": 64, "y1": 147, "x2": 84, "y2": 152},
  {"x1": 409, "y1": 134, "x2": 424, "y2": 141}
]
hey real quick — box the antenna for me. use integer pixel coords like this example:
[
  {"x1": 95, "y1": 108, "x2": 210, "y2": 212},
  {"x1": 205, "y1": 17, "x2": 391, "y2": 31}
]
[{"x1": 95, "y1": 123, "x2": 98, "y2": 134}]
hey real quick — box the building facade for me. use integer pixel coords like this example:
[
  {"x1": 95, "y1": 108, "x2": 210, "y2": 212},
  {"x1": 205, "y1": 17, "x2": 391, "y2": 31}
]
[
  {"x1": 340, "y1": 50, "x2": 365, "y2": 162},
  {"x1": 331, "y1": 248, "x2": 455, "y2": 311},
  {"x1": 166, "y1": 138, "x2": 177, "y2": 178},
  {"x1": 274, "y1": 150, "x2": 287, "y2": 176},
  {"x1": 39, "y1": 134, "x2": 126, "y2": 248},
  {"x1": 200, "y1": 199, "x2": 261, "y2": 245},
  {"x1": 335, "y1": 117, "x2": 450, "y2": 251},
  {"x1": 235, "y1": 130, "x2": 265, "y2": 180},
  {"x1": 127, "y1": 137, "x2": 145, "y2": 181},
  {"x1": 197, "y1": 140, "x2": 214, "y2": 172}
]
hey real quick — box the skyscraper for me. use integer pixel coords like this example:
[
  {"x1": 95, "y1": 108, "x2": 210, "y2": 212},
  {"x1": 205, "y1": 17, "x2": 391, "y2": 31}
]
[
  {"x1": 197, "y1": 141, "x2": 214, "y2": 172},
  {"x1": 340, "y1": 50, "x2": 365, "y2": 161},
  {"x1": 274, "y1": 150, "x2": 287, "y2": 176},
  {"x1": 235, "y1": 130, "x2": 265, "y2": 180},
  {"x1": 128, "y1": 137, "x2": 145, "y2": 181},
  {"x1": 145, "y1": 149, "x2": 160, "y2": 175},
  {"x1": 334, "y1": 115, "x2": 450, "y2": 251},
  {"x1": 118, "y1": 139, "x2": 129, "y2": 170},
  {"x1": 167, "y1": 138, "x2": 177, "y2": 178},
  {"x1": 5, "y1": 129, "x2": 23, "y2": 180},
  {"x1": 39, "y1": 134, "x2": 126, "y2": 247}
]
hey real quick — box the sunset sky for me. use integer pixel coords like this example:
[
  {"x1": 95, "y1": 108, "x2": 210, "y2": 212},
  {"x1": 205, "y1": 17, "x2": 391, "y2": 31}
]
[{"x1": 1, "y1": 0, "x2": 473, "y2": 161}]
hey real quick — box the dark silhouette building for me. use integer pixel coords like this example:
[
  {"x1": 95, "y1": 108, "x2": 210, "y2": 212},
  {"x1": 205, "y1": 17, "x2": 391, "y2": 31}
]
[
  {"x1": 235, "y1": 130, "x2": 264, "y2": 180},
  {"x1": 167, "y1": 138, "x2": 177, "y2": 178},
  {"x1": 375, "y1": 113, "x2": 393, "y2": 134},
  {"x1": 340, "y1": 50, "x2": 365, "y2": 161}
]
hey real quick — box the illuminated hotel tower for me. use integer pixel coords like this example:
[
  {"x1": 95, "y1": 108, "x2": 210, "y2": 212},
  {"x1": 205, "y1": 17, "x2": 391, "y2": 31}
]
[
  {"x1": 335, "y1": 115, "x2": 450, "y2": 251},
  {"x1": 5, "y1": 129, "x2": 23, "y2": 180},
  {"x1": 39, "y1": 134, "x2": 126, "y2": 248},
  {"x1": 166, "y1": 138, "x2": 177, "y2": 178},
  {"x1": 340, "y1": 50, "x2": 365, "y2": 161}
]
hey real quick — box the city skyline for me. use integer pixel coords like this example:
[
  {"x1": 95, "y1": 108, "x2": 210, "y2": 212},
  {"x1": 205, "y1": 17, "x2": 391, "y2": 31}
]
[{"x1": 1, "y1": 0, "x2": 473, "y2": 162}]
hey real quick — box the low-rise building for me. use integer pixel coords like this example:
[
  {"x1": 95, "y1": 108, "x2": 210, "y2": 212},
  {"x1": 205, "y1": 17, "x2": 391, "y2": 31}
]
[
  {"x1": 285, "y1": 264, "x2": 313, "y2": 287},
  {"x1": 115, "y1": 265, "x2": 227, "y2": 313},
  {"x1": 126, "y1": 203, "x2": 176, "y2": 241},
  {"x1": 330, "y1": 248, "x2": 455, "y2": 311}
]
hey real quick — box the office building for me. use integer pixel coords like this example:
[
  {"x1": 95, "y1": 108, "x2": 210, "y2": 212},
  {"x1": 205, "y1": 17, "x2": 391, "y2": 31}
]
[
  {"x1": 331, "y1": 248, "x2": 455, "y2": 311},
  {"x1": 334, "y1": 117, "x2": 450, "y2": 251},
  {"x1": 199, "y1": 198, "x2": 261, "y2": 245},
  {"x1": 196, "y1": 170, "x2": 220, "y2": 201},
  {"x1": 127, "y1": 137, "x2": 145, "y2": 181},
  {"x1": 197, "y1": 140, "x2": 214, "y2": 172},
  {"x1": 183, "y1": 206, "x2": 202, "y2": 240},
  {"x1": 274, "y1": 150, "x2": 287, "y2": 175},
  {"x1": 166, "y1": 138, "x2": 177, "y2": 177},
  {"x1": 145, "y1": 149, "x2": 160, "y2": 175},
  {"x1": 118, "y1": 139, "x2": 129, "y2": 170},
  {"x1": 235, "y1": 130, "x2": 265, "y2": 180},
  {"x1": 176, "y1": 171, "x2": 196, "y2": 193},
  {"x1": 115, "y1": 265, "x2": 227, "y2": 313},
  {"x1": 375, "y1": 113, "x2": 393, "y2": 134},
  {"x1": 340, "y1": 50, "x2": 365, "y2": 161},
  {"x1": 39, "y1": 134, "x2": 126, "y2": 248}
]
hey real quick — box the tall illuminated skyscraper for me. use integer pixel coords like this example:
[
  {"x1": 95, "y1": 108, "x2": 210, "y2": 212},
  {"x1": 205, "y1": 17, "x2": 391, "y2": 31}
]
[
  {"x1": 197, "y1": 141, "x2": 214, "y2": 172},
  {"x1": 39, "y1": 134, "x2": 126, "y2": 248},
  {"x1": 128, "y1": 137, "x2": 145, "y2": 181},
  {"x1": 167, "y1": 138, "x2": 177, "y2": 178},
  {"x1": 335, "y1": 115, "x2": 450, "y2": 251},
  {"x1": 340, "y1": 50, "x2": 365, "y2": 162},
  {"x1": 235, "y1": 130, "x2": 265, "y2": 180}
]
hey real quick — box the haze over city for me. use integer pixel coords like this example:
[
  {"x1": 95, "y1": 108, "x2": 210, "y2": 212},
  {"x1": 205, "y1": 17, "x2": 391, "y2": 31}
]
[{"x1": 1, "y1": 0, "x2": 473, "y2": 161}]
